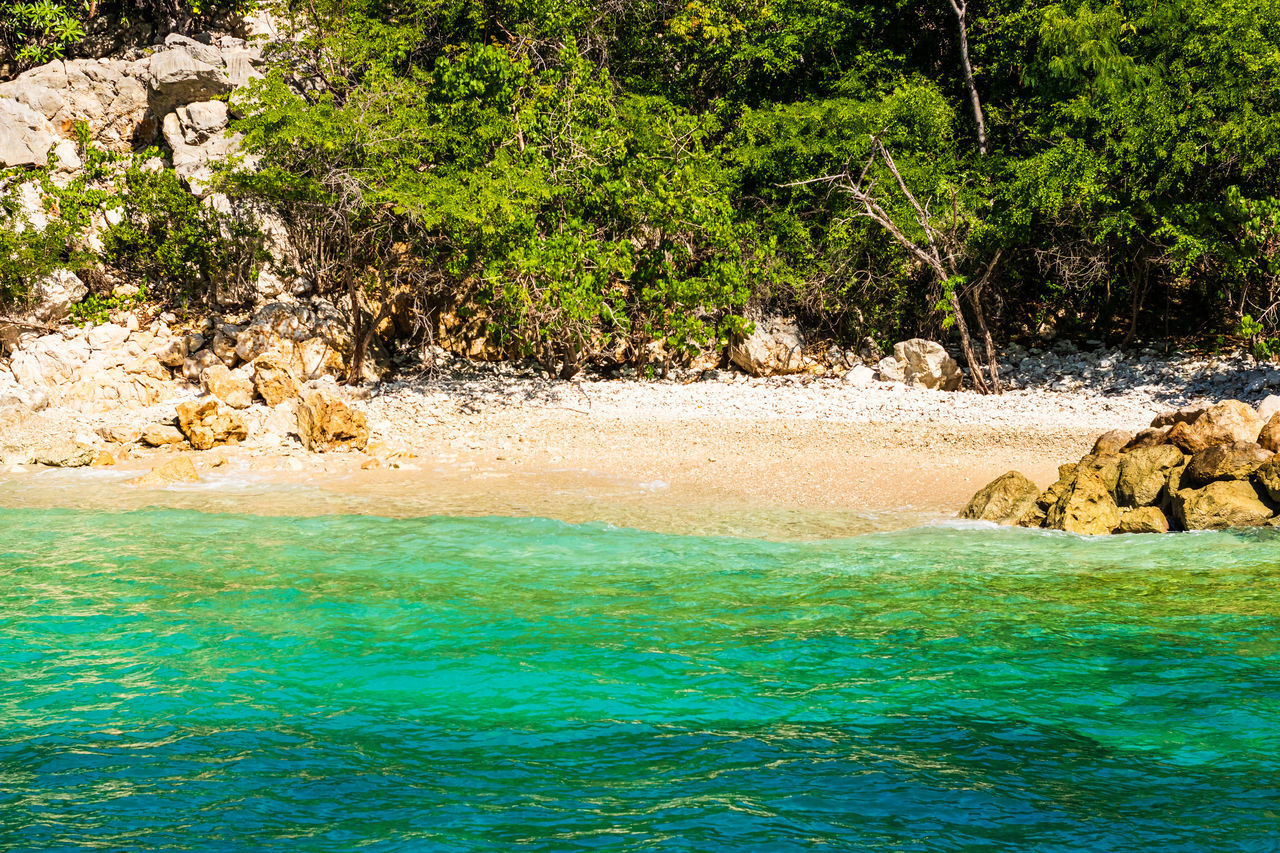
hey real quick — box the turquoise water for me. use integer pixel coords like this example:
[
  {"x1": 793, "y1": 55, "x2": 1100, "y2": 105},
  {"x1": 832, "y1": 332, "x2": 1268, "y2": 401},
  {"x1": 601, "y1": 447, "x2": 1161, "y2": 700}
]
[{"x1": 3, "y1": 509, "x2": 1280, "y2": 851}]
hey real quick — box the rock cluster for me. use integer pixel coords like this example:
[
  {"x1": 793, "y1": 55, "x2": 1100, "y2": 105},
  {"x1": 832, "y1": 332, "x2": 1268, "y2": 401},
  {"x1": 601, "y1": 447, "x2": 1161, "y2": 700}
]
[{"x1": 963, "y1": 397, "x2": 1280, "y2": 533}]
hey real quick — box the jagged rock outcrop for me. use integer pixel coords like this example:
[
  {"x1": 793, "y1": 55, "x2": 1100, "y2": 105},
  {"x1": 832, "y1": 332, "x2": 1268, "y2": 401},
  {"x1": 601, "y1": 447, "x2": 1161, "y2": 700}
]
[
  {"x1": 0, "y1": 98, "x2": 59, "y2": 167},
  {"x1": 176, "y1": 398, "x2": 248, "y2": 450},
  {"x1": 252, "y1": 351, "x2": 300, "y2": 406},
  {"x1": 730, "y1": 318, "x2": 805, "y2": 376},
  {"x1": 296, "y1": 388, "x2": 369, "y2": 452}
]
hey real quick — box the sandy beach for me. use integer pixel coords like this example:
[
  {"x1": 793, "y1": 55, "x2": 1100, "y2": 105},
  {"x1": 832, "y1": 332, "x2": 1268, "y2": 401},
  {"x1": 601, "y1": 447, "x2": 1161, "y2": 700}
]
[{"x1": 0, "y1": 368, "x2": 1175, "y2": 536}]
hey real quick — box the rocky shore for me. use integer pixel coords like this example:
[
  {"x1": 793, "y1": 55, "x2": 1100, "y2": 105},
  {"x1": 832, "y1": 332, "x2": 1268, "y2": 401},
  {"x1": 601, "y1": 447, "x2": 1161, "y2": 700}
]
[{"x1": 963, "y1": 398, "x2": 1280, "y2": 533}]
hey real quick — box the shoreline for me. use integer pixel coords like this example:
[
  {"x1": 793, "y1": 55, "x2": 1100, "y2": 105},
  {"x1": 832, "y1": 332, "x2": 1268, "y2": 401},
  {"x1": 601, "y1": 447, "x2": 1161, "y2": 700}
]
[{"x1": 0, "y1": 371, "x2": 1171, "y2": 538}]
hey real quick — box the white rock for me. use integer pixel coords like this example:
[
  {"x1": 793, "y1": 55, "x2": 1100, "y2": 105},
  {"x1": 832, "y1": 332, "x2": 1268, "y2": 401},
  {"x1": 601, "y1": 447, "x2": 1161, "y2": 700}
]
[
  {"x1": 0, "y1": 97, "x2": 58, "y2": 167},
  {"x1": 842, "y1": 364, "x2": 876, "y2": 385},
  {"x1": 1258, "y1": 394, "x2": 1280, "y2": 422},
  {"x1": 892, "y1": 339, "x2": 962, "y2": 392}
]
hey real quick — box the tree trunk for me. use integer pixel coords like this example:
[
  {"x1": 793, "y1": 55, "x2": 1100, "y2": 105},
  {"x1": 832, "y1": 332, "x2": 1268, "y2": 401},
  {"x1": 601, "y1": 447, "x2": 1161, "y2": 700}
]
[
  {"x1": 948, "y1": 0, "x2": 988, "y2": 156},
  {"x1": 948, "y1": 290, "x2": 990, "y2": 394},
  {"x1": 345, "y1": 266, "x2": 367, "y2": 385}
]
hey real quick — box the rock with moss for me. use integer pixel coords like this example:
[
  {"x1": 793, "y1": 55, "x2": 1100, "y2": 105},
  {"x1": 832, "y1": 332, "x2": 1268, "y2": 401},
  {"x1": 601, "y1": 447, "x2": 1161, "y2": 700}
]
[{"x1": 960, "y1": 471, "x2": 1041, "y2": 524}]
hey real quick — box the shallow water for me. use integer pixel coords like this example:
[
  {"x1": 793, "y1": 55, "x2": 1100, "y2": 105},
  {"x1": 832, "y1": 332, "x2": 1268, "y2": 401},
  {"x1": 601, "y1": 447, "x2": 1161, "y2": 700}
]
[{"x1": 3, "y1": 509, "x2": 1280, "y2": 851}]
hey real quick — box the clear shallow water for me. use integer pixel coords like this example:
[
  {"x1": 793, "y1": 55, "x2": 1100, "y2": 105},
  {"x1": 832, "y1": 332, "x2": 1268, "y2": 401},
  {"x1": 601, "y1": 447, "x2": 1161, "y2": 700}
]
[{"x1": 3, "y1": 509, "x2": 1279, "y2": 851}]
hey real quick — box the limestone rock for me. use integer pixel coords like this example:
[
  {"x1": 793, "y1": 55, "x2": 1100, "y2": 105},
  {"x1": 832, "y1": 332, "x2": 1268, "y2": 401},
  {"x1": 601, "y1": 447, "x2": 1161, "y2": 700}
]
[
  {"x1": 296, "y1": 388, "x2": 369, "y2": 452},
  {"x1": 0, "y1": 58, "x2": 154, "y2": 152},
  {"x1": 729, "y1": 318, "x2": 804, "y2": 376},
  {"x1": 183, "y1": 350, "x2": 222, "y2": 383},
  {"x1": 1258, "y1": 395, "x2": 1280, "y2": 423},
  {"x1": 891, "y1": 339, "x2": 962, "y2": 391},
  {"x1": 1045, "y1": 470, "x2": 1122, "y2": 535},
  {"x1": 96, "y1": 424, "x2": 140, "y2": 444},
  {"x1": 1091, "y1": 429, "x2": 1135, "y2": 456},
  {"x1": 1183, "y1": 442, "x2": 1273, "y2": 488},
  {"x1": 127, "y1": 456, "x2": 200, "y2": 487},
  {"x1": 30, "y1": 439, "x2": 97, "y2": 467},
  {"x1": 176, "y1": 399, "x2": 248, "y2": 450},
  {"x1": 877, "y1": 355, "x2": 905, "y2": 383},
  {"x1": 1259, "y1": 414, "x2": 1280, "y2": 453},
  {"x1": 1116, "y1": 507, "x2": 1171, "y2": 534},
  {"x1": 841, "y1": 364, "x2": 876, "y2": 386},
  {"x1": 1174, "y1": 480, "x2": 1275, "y2": 530},
  {"x1": 1116, "y1": 444, "x2": 1186, "y2": 507},
  {"x1": 0, "y1": 97, "x2": 58, "y2": 167},
  {"x1": 252, "y1": 352, "x2": 300, "y2": 406},
  {"x1": 1074, "y1": 453, "x2": 1121, "y2": 494},
  {"x1": 27, "y1": 269, "x2": 87, "y2": 323},
  {"x1": 200, "y1": 363, "x2": 253, "y2": 409},
  {"x1": 959, "y1": 471, "x2": 1040, "y2": 524},
  {"x1": 140, "y1": 423, "x2": 186, "y2": 447},
  {"x1": 147, "y1": 46, "x2": 232, "y2": 113},
  {"x1": 155, "y1": 337, "x2": 189, "y2": 368}
]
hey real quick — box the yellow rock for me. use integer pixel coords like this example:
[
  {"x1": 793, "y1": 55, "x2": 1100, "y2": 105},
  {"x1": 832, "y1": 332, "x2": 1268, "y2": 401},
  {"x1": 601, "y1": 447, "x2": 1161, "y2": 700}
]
[{"x1": 126, "y1": 456, "x2": 200, "y2": 487}]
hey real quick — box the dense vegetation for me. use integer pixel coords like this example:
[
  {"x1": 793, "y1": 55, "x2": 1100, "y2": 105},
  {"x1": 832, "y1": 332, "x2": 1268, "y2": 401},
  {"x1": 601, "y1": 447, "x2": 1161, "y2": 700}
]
[{"x1": 4, "y1": 0, "x2": 1280, "y2": 379}]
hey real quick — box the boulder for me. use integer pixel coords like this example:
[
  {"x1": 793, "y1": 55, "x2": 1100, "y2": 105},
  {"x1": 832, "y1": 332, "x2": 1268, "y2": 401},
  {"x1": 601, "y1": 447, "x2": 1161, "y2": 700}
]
[
  {"x1": 1074, "y1": 453, "x2": 1121, "y2": 493},
  {"x1": 1182, "y1": 442, "x2": 1273, "y2": 488},
  {"x1": 296, "y1": 388, "x2": 369, "y2": 452},
  {"x1": 140, "y1": 423, "x2": 186, "y2": 447},
  {"x1": 176, "y1": 398, "x2": 248, "y2": 450},
  {"x1": 876, "y1": 355, "x2": 905, "y2": 383},
  {"x1": 1252, "y1": 456, "x2": 1280, "y2": 503},
  {"x1": 729, "y1": 318, "x2": 804, "y2": 376},
  {"x1": 30, "y1": 439, "x2": 96, "y2": 468},
  {"x1": 252, "y1": 352, "x2": 300, "y2": 406},
  {"x1": 26, "y1": 269, "x2": 87, "y2": 323},
  {"x1": 1167, "y1": 400, "x2": 1264, "y2": 453},
  {"x1": 1116, "y1": 507, "x2": 1171, "y2": 534},
  {"x1": 841, "y1": 364, "x2": 876, "y2": 386},
  {"x1": 1259, "y1": 414, "x2": 1280, "y2": 453},
  {"x1": 155, "y1": 337, "x2": 189, "y2": 368},
  {"x1": 1091, "y1": 429, "x2": 1135, "y2": 456},
  {"x1": 1115, "y1": 444, "x2": 1186, "y2": 507},
  {"x1": 127, "y1": 456, "x2": 200, "y2": 487},
  {"x1": 0, "y1": 97, "x2": 58, "y2": 167},
  {"x1": 959, "y1": 471, "x2": 1040, "y2": 524},
  {"x1": 1045, "y1": 470, "x2": 1122, "y2": 535},
  {"x1": 200, "y1": 363, "x2": 253, "y2": 409},
  {"x1": 1034, "y1": 463, "x2": 1079, "y2": 512},
  {"x1": 1173, "y1": 480, "x2": 1274, "y2": 530},
  {"x1": 1258, "y1": 395, "x2": 1280, "y2": 423},
  {"x1": 891, "y1": 339, "x2": 962, "y2": 391}
]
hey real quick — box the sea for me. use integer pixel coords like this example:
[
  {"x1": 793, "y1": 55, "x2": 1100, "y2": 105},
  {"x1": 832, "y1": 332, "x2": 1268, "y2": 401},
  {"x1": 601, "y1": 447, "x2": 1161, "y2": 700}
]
[{"x1": 2, "y1": 487, "x2": 1279, "y2": 850}]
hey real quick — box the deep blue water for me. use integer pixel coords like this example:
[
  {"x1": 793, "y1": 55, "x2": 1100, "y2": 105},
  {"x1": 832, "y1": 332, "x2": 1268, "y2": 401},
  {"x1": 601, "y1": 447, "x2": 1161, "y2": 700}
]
[{"x1": 2, "y1": 508, "x2": 1279, "y2": 851}]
